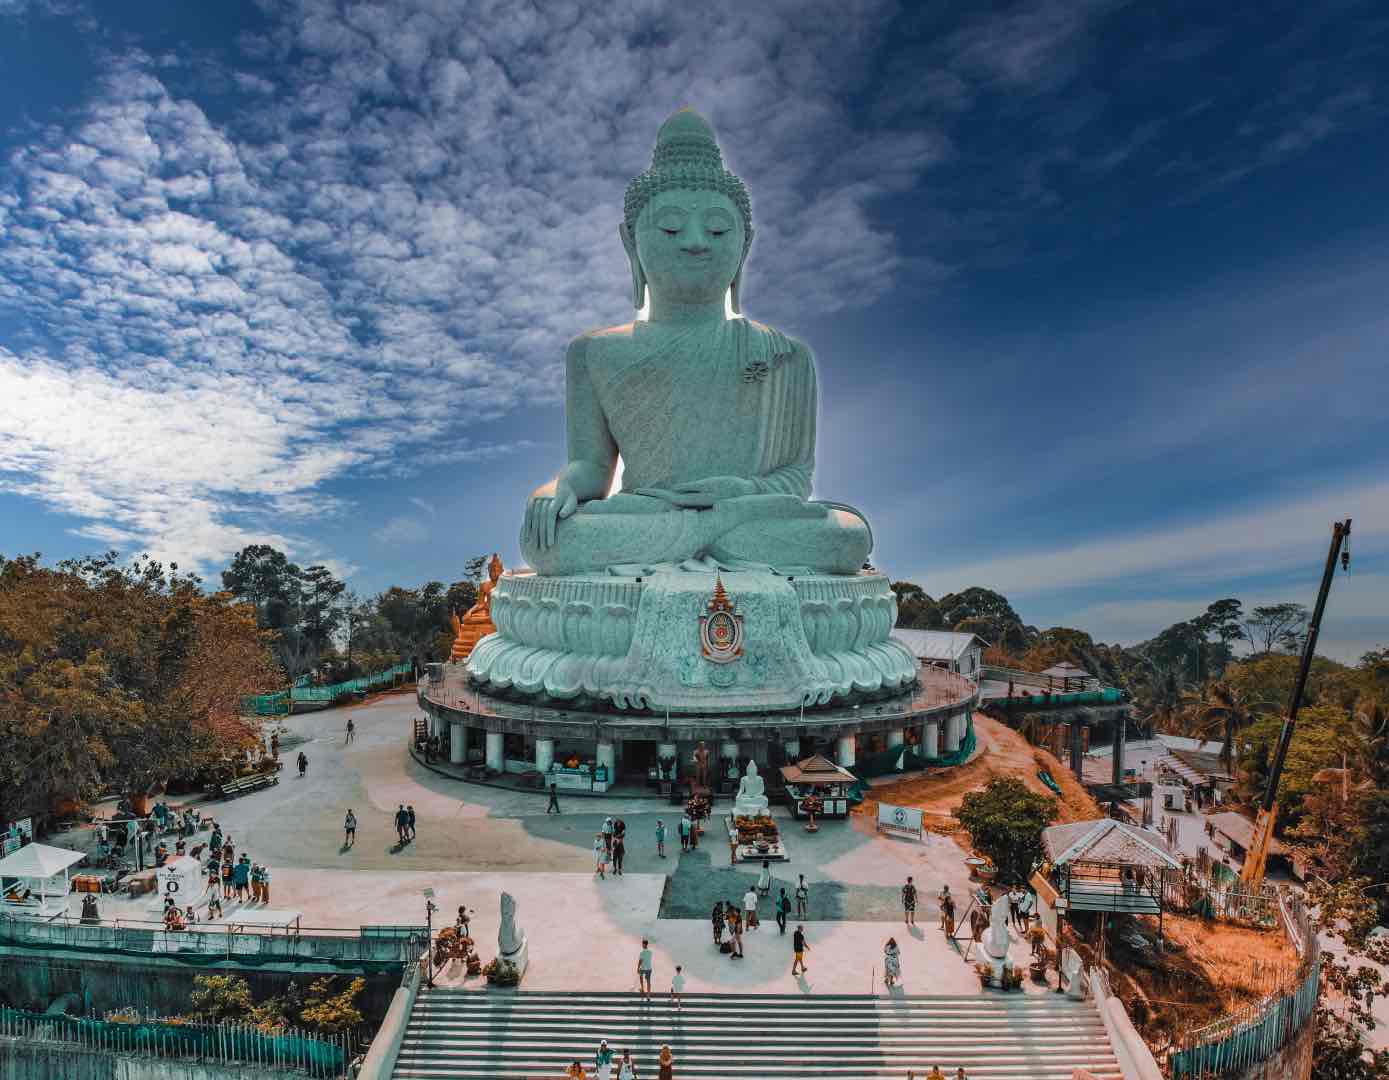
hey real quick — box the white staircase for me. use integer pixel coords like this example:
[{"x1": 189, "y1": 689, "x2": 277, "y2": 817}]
[{"x1": 391, "y1": 990, "x2": 1124, "y2": 1079}]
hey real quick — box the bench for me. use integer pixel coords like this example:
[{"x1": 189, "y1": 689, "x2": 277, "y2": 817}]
[{"x1": 218, "y1": 772, "x2": 280, "y2": 799}]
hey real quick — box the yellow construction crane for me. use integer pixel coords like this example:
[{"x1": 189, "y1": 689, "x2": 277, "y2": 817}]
[{"x1": 1241, "y1": 518, "x2": 1351, "y2": 888}]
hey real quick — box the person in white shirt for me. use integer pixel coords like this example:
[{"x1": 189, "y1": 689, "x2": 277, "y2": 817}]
[
  {"x1": 636, "y1": 938, "x2": 653, "y2": 997},
  {"x1": 670, "y1": 964, "x2": 685, "y2": 1008},
  {"x1": 743, "y1": 886, "x2": 760, "y2": 930}
]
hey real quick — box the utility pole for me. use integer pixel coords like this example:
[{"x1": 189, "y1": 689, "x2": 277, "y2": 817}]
[{"x1": 1240, "y1": 518, "x2": 1351, "y2": 888}]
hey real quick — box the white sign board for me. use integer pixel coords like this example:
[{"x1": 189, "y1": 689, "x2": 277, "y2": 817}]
[
  {"x1": 156, "y1": 856, "x2": 202, "y2": 903},
  {"x1": 876, "y1": 802, "x2": 923, "y2": 840}
]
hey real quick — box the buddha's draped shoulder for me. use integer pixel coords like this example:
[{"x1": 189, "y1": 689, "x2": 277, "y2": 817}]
[{"x1": 577, "y1": 318, "x2": 817, "y2": 496}]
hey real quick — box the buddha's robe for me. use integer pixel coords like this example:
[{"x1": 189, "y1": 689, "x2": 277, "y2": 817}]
[{"x1": 520, "y1": 317, "x2": 871, "y2": 576}]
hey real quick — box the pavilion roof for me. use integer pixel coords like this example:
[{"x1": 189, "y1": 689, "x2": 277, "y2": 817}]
[
  {"x1": 1043, "y1": 818, "x2": 1182, "y2": 870},
  {"x1": 779, "y1": 754, "x2": 855, "y2": 785}
]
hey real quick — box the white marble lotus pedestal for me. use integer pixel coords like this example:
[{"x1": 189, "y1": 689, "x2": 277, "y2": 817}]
[{"x1": 467, "y1": 566, "x2": 916, "y2": 713}]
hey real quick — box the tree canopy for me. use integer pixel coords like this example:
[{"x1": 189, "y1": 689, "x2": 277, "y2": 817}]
[{"x1": 954, "y1": 777, "x2": 1058, "y2": 884}]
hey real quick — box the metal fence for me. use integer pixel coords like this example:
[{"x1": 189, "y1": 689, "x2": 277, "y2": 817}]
[
  {"x1": 244, "y1": 663, "x2": 414, "y2": 716},
  {"x1": 1166, "y1": 893, "x2": 1321, "y2": 1078},
  {"x1": 0, "y1": 1005, "x2": 353, "y2": 1077},
  {"x1": 0, "y1": 914, "x2": 427, "y2": 967}
]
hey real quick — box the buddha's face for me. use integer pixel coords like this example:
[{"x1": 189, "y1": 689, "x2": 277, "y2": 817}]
[{"x1": 635, "y1": 188, "x2": 745, "y2": 306}]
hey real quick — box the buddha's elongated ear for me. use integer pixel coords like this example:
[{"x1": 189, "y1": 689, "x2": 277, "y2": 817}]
[
  {"x1": 729, "y1": 230, "x2": 752, "y2": 315},
  {"x1": 618, "y1": 222, "x2": 646, "y2": 310}
]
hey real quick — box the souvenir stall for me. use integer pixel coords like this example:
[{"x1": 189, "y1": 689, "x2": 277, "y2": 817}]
[{"x1": 779, "y1": 754, "x2": 855, "y2": 819}]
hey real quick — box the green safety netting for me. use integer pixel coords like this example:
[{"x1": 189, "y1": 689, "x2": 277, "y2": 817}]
[
  {"x1": 0, "y1": 1006, "x2": 344, "y2": 1075},
  {"x1": 993, "y1": 687, "x2": 1125, "y2": 708},
  {"x1": 243, "y1": 662, "x2": 414, "y2": 716},
  {"x1": 847, "y1": 713, "x2": 977, "y2": 797}
]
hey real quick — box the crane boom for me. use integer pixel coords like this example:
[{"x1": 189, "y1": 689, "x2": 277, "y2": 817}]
[{"x1": 1240, "y1": 518, "x2": 1350, "y2": 887}]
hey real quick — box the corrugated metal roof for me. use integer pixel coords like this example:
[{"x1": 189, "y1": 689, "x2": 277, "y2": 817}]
[
  {"x1": 1207, "y1": 811, "x2": 1285, "y2": 855},
  {"x1": 1041, "y1": 662, "x2": 1093, "y2": 678},
  {"x1": 1043, "y1": 818, "x2": 1183, "y2": 870},
  {"x1": 890, "y1": 629, "x2": 988, "y2": 662}
]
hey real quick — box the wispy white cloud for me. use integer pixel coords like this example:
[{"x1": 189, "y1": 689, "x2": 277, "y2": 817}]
[
  {"x1": 372, "y1": 515, "x2": 427, "y2": 547},
  {"x1": 0, "y1": 0, "x2": 947, "y2": 573},
  {"x1": 922, "y1": 477, "x2": 1387, "y2": 601},
  {"x1": 408, "y1": 496, "x2": 435, "y2": 517}
]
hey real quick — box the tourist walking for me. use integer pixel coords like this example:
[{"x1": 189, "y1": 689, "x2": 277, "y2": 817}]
[
  {"x1": 207, "y1": 894, "x2": 223, "y2": 920},
  {"x1": 297, "y1": 751, "x2": 307, "y2": 778},
  {"x1": 743, "y1": 885, "x2": 759, "y2": 930},
  {"x1": 658, "y1": 1044, "x2": 675, "y2": 1080},
  {"x1": 794, "y1": 874, "x2": 809, "y2": 918},
  {"x1": 455, "y1": 905, "x2": 473, "y2": 936},
  {"x1": 594, "y1": 834, "x2": 609, "y2": 879},
  {"x1": 937, "y1": 884, "x2": 953, "y2": 930},
  {"x1": 602, "y1": 816, "x2": 614, "y2": 854},
  {"x1": 406, "y1": 805, "x2": 417, "y2": 840},
  {"x1": 232, "y1": 855, "x2": 251, "y2": 901},
  {"x1": 594, "y1": 1039, "x2": 614, "y2": 1080},
  {"x1": 729, "y1": 906, "x2": 744, "y2": 959},
  {"x1": 566, "y1": 1061, "x2": 588, "y2": 1079},
  {"x1": 711, "y1": 900, "x2": 724, "y2": 947},
  {"x1": 344, "y1": 809, "x2": 356, "y2": 847},
  {"x1": 1018, "y1": 888, "x2": 1035, "y2": 931},
  {"x1": 204, "y1": 858, "x2": 220, "y2": 895},
  {"x1": 776, "y1": 887, "x2": 791, "y2": 934},
  {"x1": 756, "y1": 859, "x2": 771, "y2": 898},
  {"x1": 220, "y1": 858, "x2": 234, "y2": 900},
  {"x1": 1008, "y1": 885, "x2": 1024, "y2": 930},
  {"x1": 394, "y1": 805, "x2": 408, "y2": 844},
  {"x1": 547, "y1": 782, "x2": 561, "y2": 814},
  {"x1": 345, "y1": 717, "x2": 354, "y2": 743},
  {"x1": 655, "y1": 819, "x2": 666, "y2": 858},
  {"x1": 903, "y1": 876, "x2": 918, "y2": 925},
  {"x1": 612, "y1": 832, "x2": 626, "y2": 875},
  {"x1": 617, "y1": 1049, "x2": 637, "y2": 1080},
  {"x1": 678, "y1": 814, "x2": 691, "y2": 852},
  {"x1": 883, "y1": 936, "x2": 901, "y2": 988},
  {"x1": 670, "y1": 966, "x2": 684, "y2": 1009},
  {"x1": 636, "y1": 938, "x2": 653, "y2": 998},
  {"x1": 792, "y1": 924, "x2": 809, "y2": 975}
]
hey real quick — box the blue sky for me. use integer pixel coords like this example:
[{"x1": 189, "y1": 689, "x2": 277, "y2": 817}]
[{"x1": 1, "y1": 0, "x2": 1386, "y2": 659}]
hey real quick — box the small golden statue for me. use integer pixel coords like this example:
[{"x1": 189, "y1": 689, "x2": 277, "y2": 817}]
[{"x1": 450, "y1": 554, "x2": 504, "y2": 662}]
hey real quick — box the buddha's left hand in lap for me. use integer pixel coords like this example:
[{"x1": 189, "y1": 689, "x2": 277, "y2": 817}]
[{"x1": 671, "y1": 475, "x2": 758, "y2": 501}]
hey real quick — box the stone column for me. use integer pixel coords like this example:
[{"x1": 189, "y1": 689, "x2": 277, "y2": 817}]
[
  {"x1": 836, "y1": 734, "x2": 856, "y2": 768},
  {"x1": 923, "y1": 720, "x2": 940, "y2": 759},
  {"x1": 886, "y1": 729, "x2": 905, "y2": 748},
  {"x1": 783, "y1": 737, "x2": 801, "y2": 761},
  {"x1": 596, "y1": 740, "x2": 616, "y2": 778},
  {"x1": 449, "y1": 722, "x2": 465, "y2": 764},
  {"x1": 944, "y1": 713, "x2": 962, "y2": 753},
  {"x1": 485, "y1": 731, "x2": 505, "y2": 772},
  {"x1": 535, "y1": 737, "x2": 555, "y2": 775}
]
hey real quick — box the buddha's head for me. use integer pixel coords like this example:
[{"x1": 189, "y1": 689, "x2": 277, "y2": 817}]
[{"x1": 621, "y1": 109, "x2": 752, "y2": 313}]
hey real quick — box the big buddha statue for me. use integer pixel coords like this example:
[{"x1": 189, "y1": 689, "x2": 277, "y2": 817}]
[
  {"x1": 521, "y1": 108, "x2": 871, "y2": 577},
  {"x1": 465, "y1": 109, "x2": 916, "y2": 713}
]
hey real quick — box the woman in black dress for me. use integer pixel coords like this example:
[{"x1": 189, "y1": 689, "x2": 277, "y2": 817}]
[{"x1": 712, "y1": 900, "x2": 724, "y2": 946}]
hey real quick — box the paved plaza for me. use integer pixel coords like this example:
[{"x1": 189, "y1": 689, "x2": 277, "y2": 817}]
[{"x1": 73, "y1": 690, "x2": 1046, "y2": 998}]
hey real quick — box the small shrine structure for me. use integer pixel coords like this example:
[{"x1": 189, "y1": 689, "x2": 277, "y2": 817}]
[{"x1": 779, "y1": 754, "x2": 856, "y2": 819}]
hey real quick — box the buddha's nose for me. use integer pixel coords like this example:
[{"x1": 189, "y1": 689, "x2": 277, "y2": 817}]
[{"x1": 682, "y1": 241, "x2": 710, "y2": 255}]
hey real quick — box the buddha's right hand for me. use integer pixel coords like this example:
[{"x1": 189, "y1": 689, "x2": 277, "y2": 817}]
[{"x1": 524, "y1": 477, "x2": 579, "y2": 551}]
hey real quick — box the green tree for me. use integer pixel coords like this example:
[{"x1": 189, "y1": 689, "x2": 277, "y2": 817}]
[
  {"x1": 954, "y1": 778, "x2": 1058, "y2": 884},
  {"x1": 188, "y1": 974, "x2": 256, "y2": 1023},
  {"x1": 297, "y1": 976, "x2": 365, "y2": 1034},
  {"x1": 936, "y1": 587, "x2": 1034, "y2": 653},
  {"x1": 1241, "y1": 602, "x2": 1310, "y2": 656},
  {"x1": 890, "y1": 582, "x2": 941, "y2": 629}
]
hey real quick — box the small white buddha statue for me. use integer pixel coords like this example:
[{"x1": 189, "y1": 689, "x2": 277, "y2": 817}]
[{"x1": 733, "y1": 760, "x2": 770, "y2": 818}]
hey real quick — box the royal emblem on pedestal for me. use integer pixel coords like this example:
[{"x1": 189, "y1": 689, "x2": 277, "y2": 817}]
[{"x1": 700, "y1": 574, "x2": 745, "y2": 664}]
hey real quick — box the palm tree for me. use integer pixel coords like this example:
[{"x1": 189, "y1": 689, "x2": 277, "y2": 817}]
[{"x1": 1177, "y1": 679, "x2": 1280, "y2": 773}]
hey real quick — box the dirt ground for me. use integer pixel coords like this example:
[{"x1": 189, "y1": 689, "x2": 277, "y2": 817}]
[
  {"x1": 1101, "y1": 912, "x2": 1299, "y2": 1050},
  {"x1": 851, "y1": 714, "x2": 1101, "y2": 839}
]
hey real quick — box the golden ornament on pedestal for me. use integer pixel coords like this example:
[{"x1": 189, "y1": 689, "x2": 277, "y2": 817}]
[{"x1": 450, "y1": 554, "x2": 504, "y2": 662}]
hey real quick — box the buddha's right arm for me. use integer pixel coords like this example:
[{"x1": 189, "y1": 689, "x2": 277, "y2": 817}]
[{"x1": 562, "y1": 335, "x2": 617, "y2": 503}]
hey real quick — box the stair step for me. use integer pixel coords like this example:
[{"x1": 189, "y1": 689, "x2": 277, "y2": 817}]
[{"x1": 390, "y1": 991, "x2": 1123, "y2": 1080}]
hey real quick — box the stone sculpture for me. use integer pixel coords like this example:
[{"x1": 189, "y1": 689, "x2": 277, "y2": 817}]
[
  {"x1": 466, "y1": 108, "x2": 918, "y2": 712},
  {"x1": 497, "y1": 890, "x2": 528, "y2": 977},
  {"x1": 985, "y1": 891, "x2": 1012, "y2": 961},
  {"x1": 693, "y1": 742, "x2": 711, "y2": 788},
  {"x1": 733, "y1": 760, "x2": 770, "y2": 818}
]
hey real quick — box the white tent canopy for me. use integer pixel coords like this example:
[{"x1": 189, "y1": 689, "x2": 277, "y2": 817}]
[
  {"x1": 0, "y1": 843, "x2": 86, "y2": 917},
  {"x1": 0, "y1": 842, "x2": 85, "y2": 879}
]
